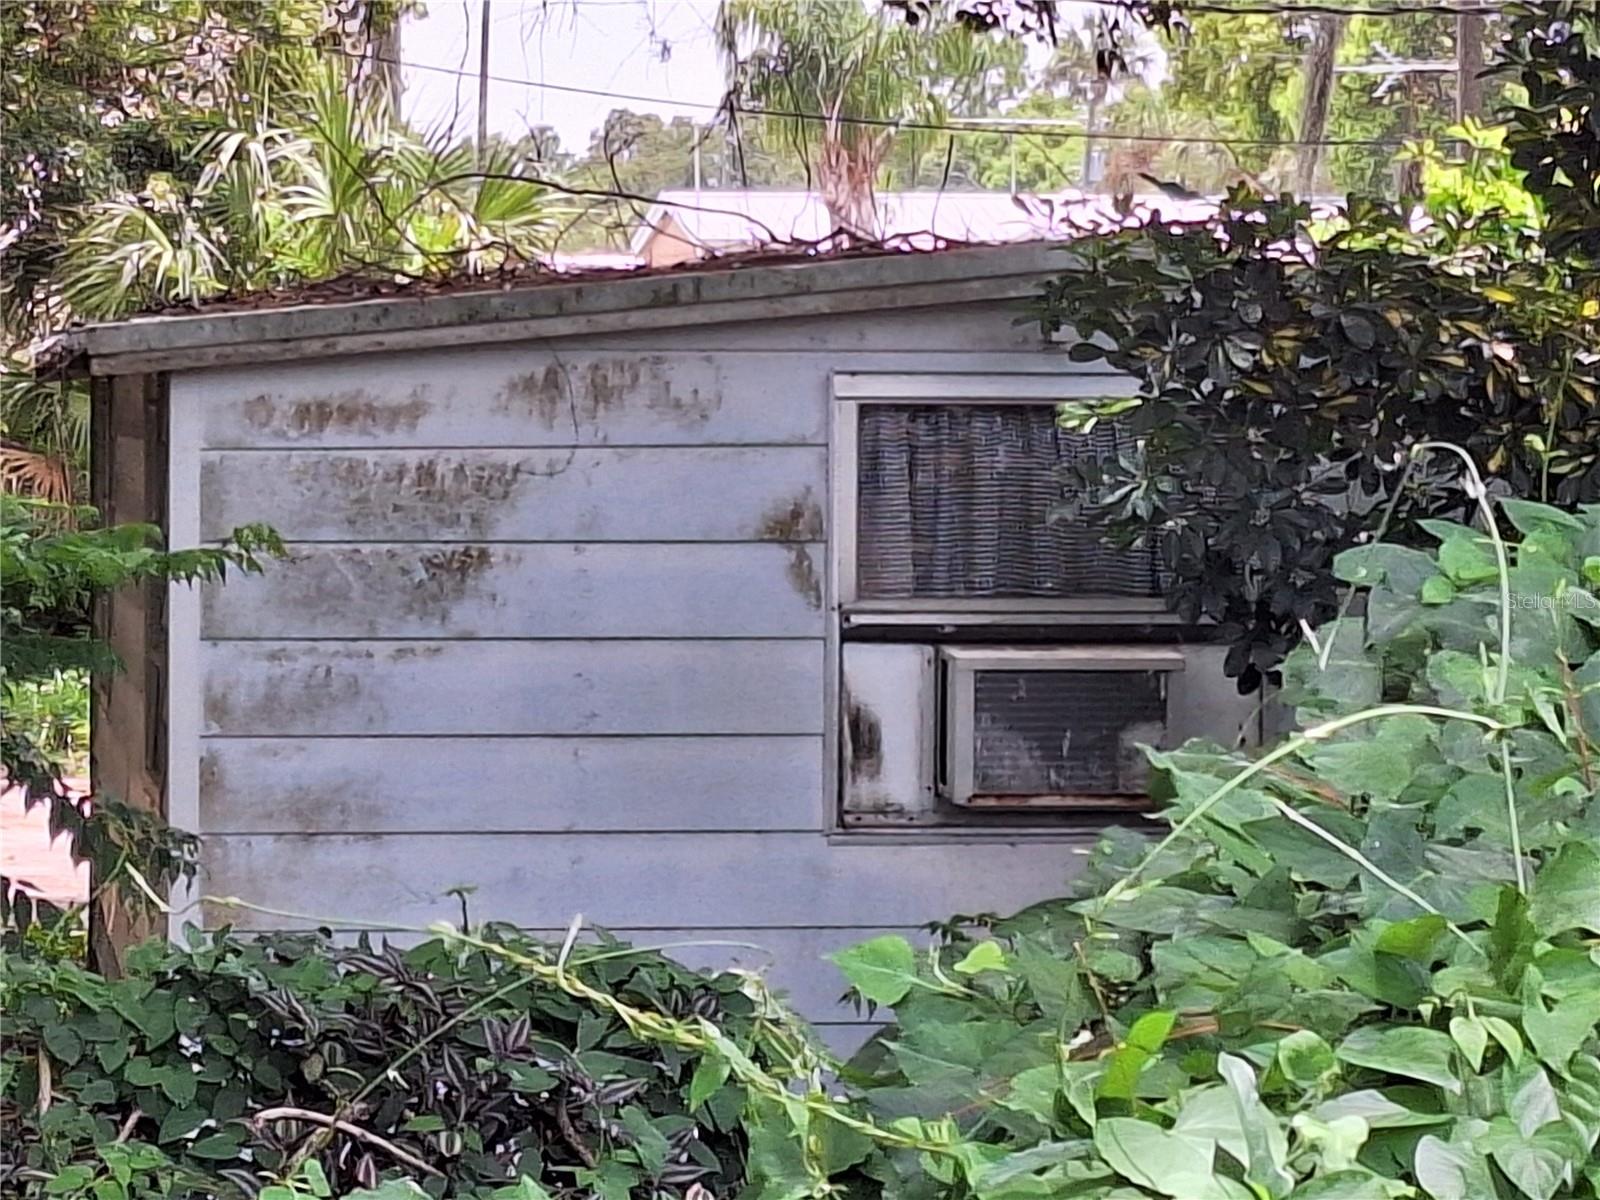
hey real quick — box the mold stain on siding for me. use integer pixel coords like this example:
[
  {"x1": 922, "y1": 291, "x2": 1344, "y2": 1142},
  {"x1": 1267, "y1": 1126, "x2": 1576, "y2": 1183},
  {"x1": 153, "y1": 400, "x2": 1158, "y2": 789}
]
[
  {"x1": 497, "y1": 356, "x2": 723, "y2": 434},
  {"x1": 241, "y1": 388, "x2": 430, "y2": 440},
  {"x1": 756, "y1": 487, "x2": 824, "y2": 609},
  {"x1": 756, "y1": 487, "x2": 824, "y2": 543},
  {"x1": 306, "y1": 455, "x2": 531, "y2": 538},
  {"x1": 263, "y1": 546, "x2": 499, "y2": 628}
]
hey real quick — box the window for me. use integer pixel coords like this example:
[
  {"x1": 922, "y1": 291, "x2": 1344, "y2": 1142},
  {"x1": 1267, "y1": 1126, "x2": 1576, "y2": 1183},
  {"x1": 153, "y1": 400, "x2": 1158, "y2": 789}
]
[{"x1": 832, "y1": 373, "x2": 1257, "y2": 829}]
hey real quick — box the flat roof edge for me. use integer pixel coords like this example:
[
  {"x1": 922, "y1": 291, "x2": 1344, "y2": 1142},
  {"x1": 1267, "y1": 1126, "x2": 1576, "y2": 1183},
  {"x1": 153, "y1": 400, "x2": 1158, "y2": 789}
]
[{"x1": 66, "y1": 242, "x2": 1073, "y2": 374}]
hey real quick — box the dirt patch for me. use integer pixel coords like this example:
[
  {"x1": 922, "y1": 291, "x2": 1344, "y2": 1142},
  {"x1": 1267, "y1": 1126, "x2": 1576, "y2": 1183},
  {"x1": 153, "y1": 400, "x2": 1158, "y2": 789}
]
[
  {"x1": 756, "y1": 487, "x2": 825, "y2": 543},
  {"x1": 241, "y1": 388, "x2": 430, "y2": 440}
]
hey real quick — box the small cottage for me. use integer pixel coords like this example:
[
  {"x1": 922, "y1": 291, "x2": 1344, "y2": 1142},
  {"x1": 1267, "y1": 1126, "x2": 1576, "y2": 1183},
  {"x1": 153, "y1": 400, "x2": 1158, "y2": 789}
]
[{"x1": 63, "y1": 242, "x2": 1259, "y2": 1042}]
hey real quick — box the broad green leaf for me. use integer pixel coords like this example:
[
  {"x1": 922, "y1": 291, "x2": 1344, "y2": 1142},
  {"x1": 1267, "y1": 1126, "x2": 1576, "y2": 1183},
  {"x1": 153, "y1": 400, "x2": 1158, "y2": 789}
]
[
  {"x1": 953, "y1": 941, "x2": 1007, "y2": 976},
  {"x1": 1288, "y1": 1170, "x2": 1410, "y2": 1198},
  {"x1": 1448, "y1": 1016, "x2": 1487, "y2": 1072},
  {"x1": 1289, "y1": 1113, "x2": 1370, "y2": 1173},
  {"x1": 1093, "y1": 1117, "x2": 1241, "y2": 1200},
  {"x1": 995, "y1": 1065, "x2": 1066, "y2": 1129},
  {"x1": 1303, "y1": 739, "x2": 1413, "y2": 803},
  {"x1": 1276, "y1": 1029, "x2": 1337, "y2": 1088},
  {"x1": 1499, "y1": 499, "x2": 1585, "y2": 534},
  {"x1": 1420, "y1": 575, "x2": 1456, "y2": 605},
  {"x1": 1172, "y1": 1086, "x2": 1249, "y2": 1160},
  {"x1": 687, "y1": 1048, "x2": 730, "y2": 1111},
  {"x1": 1336, "y1": 1027, "x2": 1462, "y2": 1094},
  {"x1": 1098, "y1": 1010, "x2": 1176, "y2": 1100},
  {"x1": 1374, "y1": 916, "x2": 1448, "y2": 963},
  {"x1": 1332, "y1": 543, "x2": 1438, "y2": 592},
  {"x1": 1216, "y1": 1052, "x2": 1293, "y2": 1199},
  {"x1": 1482, "y1": 1015, "x2": 1524, "y2": 1066},
  {"x1": 1415, "y1": 1133, "x2": 1498, "y2": 1200},
  {"x1": 1312, "y1": 1091, "x2": 1449, "y2": 1129},
  {"x1": 1529, "y1": 843, "x2": 1600, "y2": 936},
  {"x1": 156, "y1": 1105, "x2": 205, "y2": 1143},
  {"x1": 1482, "y1": 1116, "x2": 1582, "y2": 1200},
  {"x1": 1503, "y1": 1059, "x2": 1563, "y2": 1137},
  {"x1": 187, "y1": 1132, "x2": 244, "y2": 1159},
  {"x1": 1521, "y1": 980, "x2": 1600, "y2": 1073},
  {"x1": 830, "y1": 935, "x2": 919, "y2": 1006}
]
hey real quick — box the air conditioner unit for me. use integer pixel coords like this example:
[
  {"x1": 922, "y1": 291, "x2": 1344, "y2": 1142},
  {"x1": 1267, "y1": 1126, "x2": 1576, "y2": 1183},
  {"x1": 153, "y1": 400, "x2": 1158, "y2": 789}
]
[{"x1": 939, "y1": 646, "x2": 1185, "y2": 809}]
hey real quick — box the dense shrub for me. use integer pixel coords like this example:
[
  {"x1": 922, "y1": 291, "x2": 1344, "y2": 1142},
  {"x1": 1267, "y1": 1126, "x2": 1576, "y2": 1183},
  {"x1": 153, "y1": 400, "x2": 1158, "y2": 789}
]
[
  {"x1": 1033, "y1": 183, "x2": 1600, "y2": 690},
  {"x1": 790, "y1": 492, "x2": 1600, "y2": 1199},
  {"x1": 0, "y1": 926, "x2": 783, "y2": 1199}
]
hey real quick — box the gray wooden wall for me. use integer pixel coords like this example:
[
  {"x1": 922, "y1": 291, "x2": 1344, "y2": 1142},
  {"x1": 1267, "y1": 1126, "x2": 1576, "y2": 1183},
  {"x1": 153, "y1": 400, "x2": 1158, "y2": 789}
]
[{"x1": 171, "y1": 300, "x2": 1116, "y2": 1039}]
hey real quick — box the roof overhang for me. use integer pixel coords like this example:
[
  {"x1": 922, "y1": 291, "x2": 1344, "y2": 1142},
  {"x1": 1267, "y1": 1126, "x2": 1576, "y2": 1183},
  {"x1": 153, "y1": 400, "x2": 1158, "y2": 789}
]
[{"x1": 57, "y1": 242, "x2": 1075, "y2": 377}]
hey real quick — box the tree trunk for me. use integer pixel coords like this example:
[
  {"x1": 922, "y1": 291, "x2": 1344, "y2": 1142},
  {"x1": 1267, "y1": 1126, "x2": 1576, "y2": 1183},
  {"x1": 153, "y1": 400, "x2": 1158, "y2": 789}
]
[
  {"x1": 1295, "y1": 15, "x2": 1347, "y2": 197},
  {"x1": 1456, "y1": 12, "x2": 1486, "y2": 124},
  {"x1": 818, "y1": 132, "x2": 883, "y2": 244}
]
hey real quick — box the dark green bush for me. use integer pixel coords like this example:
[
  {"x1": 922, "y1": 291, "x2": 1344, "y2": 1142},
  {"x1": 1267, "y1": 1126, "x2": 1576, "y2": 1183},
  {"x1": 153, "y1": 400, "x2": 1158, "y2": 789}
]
[{"x1": 0, "y1": 925, "x2": 780, "y2": 1199}]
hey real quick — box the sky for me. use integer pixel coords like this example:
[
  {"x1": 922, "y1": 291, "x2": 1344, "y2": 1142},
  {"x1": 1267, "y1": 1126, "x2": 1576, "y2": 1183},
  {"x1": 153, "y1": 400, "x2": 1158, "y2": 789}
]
[
  {"x1": 399, "y1": 0, "x2": 1086, "y2": 157},
  {"x1": 401, "y1": 0, "x2": 729, "y2": 155}
]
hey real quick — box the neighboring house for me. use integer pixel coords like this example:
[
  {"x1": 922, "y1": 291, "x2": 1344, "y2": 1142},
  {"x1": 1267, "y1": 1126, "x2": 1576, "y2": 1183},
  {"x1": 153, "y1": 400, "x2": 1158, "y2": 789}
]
[
  {"x1": 59, "y1": 242, "x2": 1259, "y2": 1044},
  {"x1": 630, "y1": 189, "x2": 1226, "y2": 267}
]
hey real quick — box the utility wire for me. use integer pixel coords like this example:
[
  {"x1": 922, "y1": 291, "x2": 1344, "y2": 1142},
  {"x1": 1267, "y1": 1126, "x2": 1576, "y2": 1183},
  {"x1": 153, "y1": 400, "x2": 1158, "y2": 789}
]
[{"x1": 333, "y1": 46, "x2": 1440, "y2": 148}]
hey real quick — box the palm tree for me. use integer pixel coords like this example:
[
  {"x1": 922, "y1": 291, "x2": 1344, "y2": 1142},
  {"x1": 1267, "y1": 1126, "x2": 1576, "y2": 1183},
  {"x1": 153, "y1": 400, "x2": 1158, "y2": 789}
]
[
  {"x1": 716, "y1": 0, "x2": 1023, "y2": 240},
  {"x1": 59, "y1": 64, "x2": 562, "y2": 322}
]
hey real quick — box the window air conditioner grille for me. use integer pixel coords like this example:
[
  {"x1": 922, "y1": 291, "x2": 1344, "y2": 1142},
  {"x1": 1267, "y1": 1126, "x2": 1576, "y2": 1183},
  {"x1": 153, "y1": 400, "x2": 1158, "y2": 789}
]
[
  {"x1": 970, "y1": 668, "x2": 1166, "y2": 797},
  {"x1": 856, "y1": 404, "x2": 1164, "y2": 600}
]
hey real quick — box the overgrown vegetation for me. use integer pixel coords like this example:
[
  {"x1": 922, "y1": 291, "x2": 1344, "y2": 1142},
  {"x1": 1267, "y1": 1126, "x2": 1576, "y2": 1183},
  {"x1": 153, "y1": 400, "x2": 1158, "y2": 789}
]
[
  {"x1": 0, "y1": 926, "x2": 792, "y2": 1199},
  {"x1": 0, "y1": 495, "x2": 283, "y2": 938},
  {"x1": 805, "y1": 487, "x2": 1600, "y2": 1200}
]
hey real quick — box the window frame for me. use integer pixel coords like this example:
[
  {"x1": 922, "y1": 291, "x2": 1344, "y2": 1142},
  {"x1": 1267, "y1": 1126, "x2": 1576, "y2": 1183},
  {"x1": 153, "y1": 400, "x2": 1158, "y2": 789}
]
[{"x1": 829, "y1": 371, "x2": 1180, "y2": 625}]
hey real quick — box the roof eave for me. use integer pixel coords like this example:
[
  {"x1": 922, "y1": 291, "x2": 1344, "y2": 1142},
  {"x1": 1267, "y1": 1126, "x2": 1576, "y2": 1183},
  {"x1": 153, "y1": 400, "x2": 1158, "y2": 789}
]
[{"x1": 63, "y1": 242, "x2": 1074, "y2": 377}]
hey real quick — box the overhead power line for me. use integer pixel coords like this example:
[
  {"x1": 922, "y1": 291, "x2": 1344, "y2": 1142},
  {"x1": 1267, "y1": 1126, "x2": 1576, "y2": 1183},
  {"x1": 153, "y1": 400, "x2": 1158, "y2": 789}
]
[{"x1": 361, "y1": 49, "x2": 1433, "y2": 149}]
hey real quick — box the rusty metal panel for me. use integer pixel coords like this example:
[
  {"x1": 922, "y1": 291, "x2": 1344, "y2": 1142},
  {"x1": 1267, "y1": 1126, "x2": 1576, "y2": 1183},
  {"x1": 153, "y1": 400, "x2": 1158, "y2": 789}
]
[
  {"x1": 201, "y1": 639, "x2": 824, "y2": 736},
  {"x1": 200, "y1": 447, "x2": 826, "y2": 542},
  {"x1": 200, "y1": 736, "x2": 823, "y2": 833},
  {"x1": 194, "y1": 350, "x2": 829, "y2": 449},
  {"x1": 199, "y1": 830, "x2": 1095, "y2": 930},
  {"x1": 201, "y1": 543, "x2": 824, "y2": 638}
]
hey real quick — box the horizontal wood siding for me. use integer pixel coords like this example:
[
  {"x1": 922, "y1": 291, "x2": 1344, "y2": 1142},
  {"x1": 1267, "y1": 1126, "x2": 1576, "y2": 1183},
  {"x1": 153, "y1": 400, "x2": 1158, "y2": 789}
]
[
  {"x1": 171, "y1": 297, "x2": 1114, "y2": 1026},
  {"x1": 200, "y1": 832, "x2": 1090, "y2": 930},
  {"x1": 202, "y1": 639, "x2": 824, "y2": 736},
  {"x1": 200, "y1": 737, "x2": 824, "y2": 832},
  {"x1": 202, "y1": 543, "x2": 825, "y2": 638},
  {"x1": 200, "y1": 447, "x2": 827, "y2": 542},
  {"x1": 194, "y1": 350, "x2": 828, "y2": 448}
]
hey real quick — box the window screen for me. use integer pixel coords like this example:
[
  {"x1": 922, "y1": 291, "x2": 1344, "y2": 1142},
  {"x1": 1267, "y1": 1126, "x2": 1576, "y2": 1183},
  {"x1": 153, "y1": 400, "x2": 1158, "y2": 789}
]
[
  {"x1": 971, "y1": 669, "x2": 1165, "y2": 796},
  {"x1": 856, "y1": 405, "x2": 1163, "y2": 600}
]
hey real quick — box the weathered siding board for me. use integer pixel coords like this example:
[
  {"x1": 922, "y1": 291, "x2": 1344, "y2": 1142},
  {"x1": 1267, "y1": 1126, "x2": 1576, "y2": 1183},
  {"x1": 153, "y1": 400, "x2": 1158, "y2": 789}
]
[
  {"x1": 200, "y1": 832, "x2": 1091, "y2": 930},
  {"x1": 200, "y1": 736, "x2": 823, "y2": 832},
  {"x1": 195, "y1": 351, "x2": 829, "y2": 449},
  {"x1": 200, "y1": 447, "x2": 826, "y2": 542},
  {"x1": 202, "y1": 543, "x2": 825, "y2": 639},
  {"x1": 201, "y1": 640, "x2": 825, "y2": 736}
]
